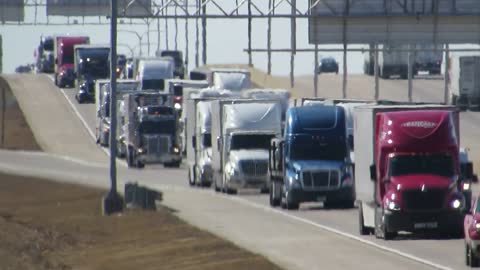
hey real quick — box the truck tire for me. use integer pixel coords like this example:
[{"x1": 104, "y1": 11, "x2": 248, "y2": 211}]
[
  {"x1": 188, "y1": 169, "x2": 195, "y2": 186},
  {"x1": 358, "y1": 203, "x2": 370, "y2": 235},
  {"x1": 136, "y1": 159, "x2": 145, "y2": 169},
  {"x1": 342, "y1": 200, "x2": 355, "y2": 209},
  {"x1": 214, "y1": 176, "x2": 221, "y2": 192},
  {"x1": 226, "y1": 188, "x2": 237, "y2": 195},
  {"x1": 466, "y1": 244, "x2": 470, "y2": 266},
  {"x1": 269, "y1": 181, "x2": 281, "y2": 207},
  {"x1": 469, "y1": 243, "x2": 480, "y2": 267},
  {"x1": 126, "y1": 146, "x2": 135, "y2": 168},
  {"x1": 284, "y1": 191, "x2": 299, "y2": 210},
  {"x1": 374, "y1": 206, "x2": 396, "y2": 240}
]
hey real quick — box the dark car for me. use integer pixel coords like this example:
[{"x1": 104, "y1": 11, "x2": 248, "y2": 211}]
[{"x1": 318, "y1": 57, "x2": 339, "y2": 74}]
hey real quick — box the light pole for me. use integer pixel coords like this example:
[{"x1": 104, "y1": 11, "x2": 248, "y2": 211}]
[
  {"x1": 103, "y1": 0, "x2": 123, "y2": 215},
  {"x1": 118, "y1": 29, "x2": 158, "y2": 56}
]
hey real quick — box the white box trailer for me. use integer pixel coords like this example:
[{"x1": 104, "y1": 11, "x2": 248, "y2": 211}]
[
  {"x1": 449, "y1": 55, "x2": 480, "y2": 110},
  {"x1": 211, "y1": 99, "x2": 282, "y2": 194},
  {"x1": 186, "y1": 98, "x2": 216, "y2": 187},
  {"x1": 95, "y1": 79, "x2": 140, "y2": 146}
]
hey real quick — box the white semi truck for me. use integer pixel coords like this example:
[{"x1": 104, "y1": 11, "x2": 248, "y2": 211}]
[
  {"x1": 189, "y1": 68, "x2": 251, "y2": 91},
  {"x1": 449, "y1": 55, "x2": 480, "y2": 111},
  {"x1": 211, "y1": 99, "x2": 282, "y2": 194},
  {"x1": 95, "y1": 79, "x2": 140, "y2": 147},
  {"x1": 364, "y1": 44, "x2": 443, "y2": 79},
  {"x1": 186, "y1": 98, "x2": 214, "y2": 187}
]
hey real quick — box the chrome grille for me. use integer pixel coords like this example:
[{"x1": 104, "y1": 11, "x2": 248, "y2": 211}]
[
  {"x1": 302, "y1": 170, "x2": 340, "y2": 190},
  {"x1": 240, "y1": 160, "x2": 268, "y2": 177},
  {"x1": 145, "y1": 135, "x2": 170, "y2": 154}
]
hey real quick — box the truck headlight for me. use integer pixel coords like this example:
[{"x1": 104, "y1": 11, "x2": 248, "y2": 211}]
[
  {"x1": 341, "y1": 175, "x2": 353, "y2": 187},
  {"x1": 475, "y1": 222, "x2": 480, "y2": 232},
  {"x1": 174, "y1": 103, "x2": 182, "y2": 110},
  {"x1": 173, "y1": 146, "x2": 179, "y2": 153},
  {"x1": 137, "y1": 148, "x2": 145, "y2": 154},
  {"x1": 451, "y1": 198, "x2": 462, "y2": 209},
  {"x1": 289, "y1": 177, "x2": 301, "y2": 189},
  {"x1": 387, "y1": 201, "x2": 400, "y2": 211},
  {"x1": 463, "y1": 182, "x2": 471, "y2": 191}
]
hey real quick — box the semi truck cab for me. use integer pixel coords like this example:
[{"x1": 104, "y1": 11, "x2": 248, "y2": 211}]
[
  {"x1": 359, "y1": 109, "x2": 465, "y2": 239},
  {"x1": 269, "y1": 105, "x2": 355, "y2": 210}
]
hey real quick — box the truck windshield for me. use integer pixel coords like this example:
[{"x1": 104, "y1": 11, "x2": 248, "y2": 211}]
[
  {"x1": 62, "y1": 54, "x2": 74, "y2": 64},
  {"x1": 389, "y1": 154, "x2": 454, "y2": 177},
  {"x1": 142, "y1": 79, "x2": 165, "y2": 90},
  {"x1": 290, "y1": 141, "x2": 346, "y2": 161},
  {"x1": 138, "y1": 120, "x2": 175, "y2": 134},
  {"x1": 82, "y1": 58, "x2": 109, "y2": 78},
  {"x1": 202, "y1": 133, "x2": 211, "y2": 147},
  {"x1": 230, "y1": 134, "x2": 274, "y2": 150}
]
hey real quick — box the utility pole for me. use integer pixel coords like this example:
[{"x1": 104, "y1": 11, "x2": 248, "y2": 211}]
[{"x1": 103, "y1": 0, "x2": 124, "y2": 216}]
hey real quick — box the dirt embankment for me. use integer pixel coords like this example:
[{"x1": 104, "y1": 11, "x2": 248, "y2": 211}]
[
  {"x1": 0, "y1": 76, "x2": 41, "y2": 151},
  {"x1": 0, "y1": 173, "x2": 282, "y2": 270},
  {"x1": 0, "y1": 75, "x2": 282, "y2": 270}
]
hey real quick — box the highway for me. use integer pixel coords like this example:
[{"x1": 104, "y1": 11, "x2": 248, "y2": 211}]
[{"x1": 2, "y1": 72, "x2": 479, "y2": 270}]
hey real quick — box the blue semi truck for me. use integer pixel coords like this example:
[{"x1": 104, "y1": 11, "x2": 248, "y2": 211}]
[{"x1": 268, "y1": 105, "x2": 355, "y2": 210}]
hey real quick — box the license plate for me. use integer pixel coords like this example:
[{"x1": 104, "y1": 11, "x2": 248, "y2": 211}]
[
  {"x1": 317, "y1": 196, "x2": 326, "y2": 202},
  {"x1": 414, "y1": 222, "x2": 438, "y2": 229}
]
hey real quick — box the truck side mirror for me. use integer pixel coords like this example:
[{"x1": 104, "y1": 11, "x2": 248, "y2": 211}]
[
  {"x1": 370, "y1": 164, "x2": 376, "y2": 181},
  {"x1": 466, "y1": 162, "x2": 474, "y2": 179},
  {"x1": 192, "y1": 135, "x2": 196, "y2": 148},
  {"x1": 348, "y1": 135, "x2": 354, "y2": 150}
]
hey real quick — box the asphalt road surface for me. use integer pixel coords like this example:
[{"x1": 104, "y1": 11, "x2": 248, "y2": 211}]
[{"x1": 2, "y1": 72, "x2": 479, "y2": 270}]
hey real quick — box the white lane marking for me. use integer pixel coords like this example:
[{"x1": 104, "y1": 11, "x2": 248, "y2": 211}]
[
  {"x1": 45, "y1": 75, "x2": 126, "y2": 167},
  {"x1": 0, "y1": 150, "x2": 107, "y2": 168},
  {"x1": 218, "y1": 194, "x2": 452, "y2": 270}
]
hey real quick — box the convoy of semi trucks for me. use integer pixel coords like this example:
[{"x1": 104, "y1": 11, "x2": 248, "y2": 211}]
[{"x1": 34, "y1": 32, "x2": 480, "y2": 265}]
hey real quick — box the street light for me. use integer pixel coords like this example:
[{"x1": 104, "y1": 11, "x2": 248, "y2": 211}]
[{"x1": 118, "y1": 29, "x2": 159, "y2": 56}]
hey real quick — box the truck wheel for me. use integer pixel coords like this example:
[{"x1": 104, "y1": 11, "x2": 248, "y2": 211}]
[
  {"x1": 260, "y1": 186, "x2": 269, "y2": 194},
  {"x1": 269, "y1": 181, "x2": 281, "y2": 207},
  {"x1": 188, "y1": 169, "x2": 195, "y2": 186},
  {"x1": 214, "y1": 177, "x2": 221, "y2": 192},
  {"x1": 285, "y1": 192, "x2": 299, "y2": 210},
  {"x1": 374, "y1": 206, "x2": 396, "y2": 240},
  {"x1": 358, "y1": 203, "x2": 370, "y2": 235},
  {"x1": 226, "y1": 188, "x2": 237, "y2": 195},
  {"x1": 286, "y1": 199, "x2": 299, "y2": 210},
  {"x1": 466, "y1": 244, "x2": 471, "y2": 266},
  {"x1": 126, "y1": 146, "x2": 135, "y2": 168},
  {"x1": 136, "y1": 159, "x2": 145, "y2": 169},
  {"x1": 469, "y1": 243, "x2": 480, "y2": 267},
  {"x1": 342, "y1": 200, "x2": 355, "y2": 209}
]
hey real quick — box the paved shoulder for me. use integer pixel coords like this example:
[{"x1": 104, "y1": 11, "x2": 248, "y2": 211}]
[{"x1": 1, "y1": 74, "x2": 107, "y2": 164}]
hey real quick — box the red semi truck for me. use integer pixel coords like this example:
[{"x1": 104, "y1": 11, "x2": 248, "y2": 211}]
[
  {"x1": 54, "y1": 36, "x2": 90, "y2": 88},
  {"x1": 356, "y1": 105, "x2": 466, "y2": 239}
]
